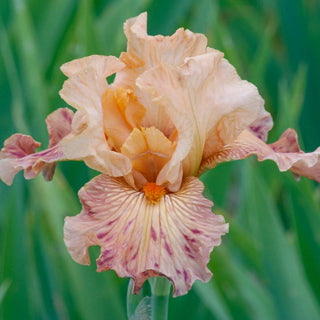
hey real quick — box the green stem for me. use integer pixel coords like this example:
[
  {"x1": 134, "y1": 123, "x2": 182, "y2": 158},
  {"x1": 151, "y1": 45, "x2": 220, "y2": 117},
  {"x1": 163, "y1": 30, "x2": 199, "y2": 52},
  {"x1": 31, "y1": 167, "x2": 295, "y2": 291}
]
[{"x1": 149, "y1": 277, "x2": 171, "y2": 320}]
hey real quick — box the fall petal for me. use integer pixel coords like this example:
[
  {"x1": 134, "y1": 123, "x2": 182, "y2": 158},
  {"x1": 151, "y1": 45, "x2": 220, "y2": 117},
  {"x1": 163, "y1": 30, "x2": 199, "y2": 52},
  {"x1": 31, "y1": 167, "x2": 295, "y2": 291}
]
[
  {"x1": 42, "y1": 108, "x2": 74, "y2": 180},
  {"x1": 248, "y1": 109, "x2": 273, "y2": 142},
  {"x1": 0, "y1": 137, "x2": 64, "y2": 185},
  {"x1": 202, "y1": 129, "x2": 320, "y2": 182},
  {"x1": 0, "y1": 108, "x2": 74, "y2": 185},
  {"x1": 46, "y1": 108, "x2": 74, "y2": 148},
  {"x1": 64, "y1": 175, "x2": 228, "y2": 297}
]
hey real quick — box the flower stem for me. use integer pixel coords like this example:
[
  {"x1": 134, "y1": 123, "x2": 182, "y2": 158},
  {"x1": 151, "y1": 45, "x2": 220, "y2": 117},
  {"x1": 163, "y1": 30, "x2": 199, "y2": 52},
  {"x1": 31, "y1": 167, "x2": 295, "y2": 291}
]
[{"x1": 149, "y1": 277, "x2": 171, "y2": 320}]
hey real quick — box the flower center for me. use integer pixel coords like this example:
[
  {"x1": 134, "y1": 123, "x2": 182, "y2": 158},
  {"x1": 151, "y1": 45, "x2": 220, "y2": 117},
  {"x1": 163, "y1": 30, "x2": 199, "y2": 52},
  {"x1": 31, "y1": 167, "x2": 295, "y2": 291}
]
[{"x1": 142, "y1": 182, "x2": 166, "y2": 204}]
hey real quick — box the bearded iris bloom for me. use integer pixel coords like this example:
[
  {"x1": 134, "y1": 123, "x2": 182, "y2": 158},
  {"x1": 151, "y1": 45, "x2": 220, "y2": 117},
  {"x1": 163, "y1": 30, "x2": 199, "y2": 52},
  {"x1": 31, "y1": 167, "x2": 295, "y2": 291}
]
[{"x1": 0, "y1": 13, "x2": 319, "y2": 297}]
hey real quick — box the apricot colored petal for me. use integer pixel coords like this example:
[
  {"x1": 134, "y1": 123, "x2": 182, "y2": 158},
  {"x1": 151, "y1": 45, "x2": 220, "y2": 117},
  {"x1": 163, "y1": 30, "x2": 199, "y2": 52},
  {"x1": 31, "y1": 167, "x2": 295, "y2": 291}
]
[
  {"x1": 64, "y1": 175, "x2": 228, "y2": 297},
  {"x1": 102, "y1": 88, "x2": 145, "y2": 151},
  {"x1": 60, "y1": 55, "x2": 125, "y2": 78},
  {"x1": 115, "y1": 12, "x2": 207, "y2": 137},
  {"x1": 121, "y1": 127, "x2": 176, "y2": 183},
  {"x1": 202, "y1": 129, "x2": 320, "y2": 182},
  {"x1": 59, "y1": 60, "x2": 132, "y2": 176},
  {"x1": 137, "y1": 51, "x2": 264, "y2": 182},
  {"x1": 122, "y1": 12, "x2": 207, "y2": 68}
]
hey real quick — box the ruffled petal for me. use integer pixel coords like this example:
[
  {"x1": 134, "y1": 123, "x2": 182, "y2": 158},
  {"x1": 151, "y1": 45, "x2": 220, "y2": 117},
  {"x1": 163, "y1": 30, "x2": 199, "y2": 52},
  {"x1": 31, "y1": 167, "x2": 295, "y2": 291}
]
[
  {"x1": 59, "y1": 58, "x2": 132, "y2": 176},
  {"x1": 0, "y1": 108, "x2": 74, "y2": 185},
  {"x1": 248, "y1": 109, "x2": 273, "y2": 142},
  {"x1": 42, "y1": 108, "x2": 75, "y2": 179},
  {"x1": 202, "y1": 129, "x2": 320, "y2": 182},
  {"x1": 121, "y1": 12, "x2": 207, "y2": 69},
  {"x1": 60, "y1": 55, "x2": 125, "y2": 78},
  {"x1": 137, "y1": 51, "x2": 264, "y2": 184},
  {"x1": 64, "y1": 175, "x2": 228, "y2": 297},
  {"x1": 114, "y1": 12, "x2": 207, "y2": 138}
]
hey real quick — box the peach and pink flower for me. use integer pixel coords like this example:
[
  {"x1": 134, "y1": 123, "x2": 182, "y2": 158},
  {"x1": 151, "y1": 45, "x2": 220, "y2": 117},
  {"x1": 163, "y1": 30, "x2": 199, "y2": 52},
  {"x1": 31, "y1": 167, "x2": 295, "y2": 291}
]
[{"x1": 0, "y1": 13, "x2": 319, "y2": 297}]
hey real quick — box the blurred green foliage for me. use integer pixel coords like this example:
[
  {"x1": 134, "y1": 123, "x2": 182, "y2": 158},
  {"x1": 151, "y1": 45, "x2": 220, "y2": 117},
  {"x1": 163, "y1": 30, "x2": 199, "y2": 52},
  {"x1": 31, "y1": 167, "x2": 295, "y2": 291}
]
[{"x1": 0, "y1": 0, "x2": 320, "y2": 319}]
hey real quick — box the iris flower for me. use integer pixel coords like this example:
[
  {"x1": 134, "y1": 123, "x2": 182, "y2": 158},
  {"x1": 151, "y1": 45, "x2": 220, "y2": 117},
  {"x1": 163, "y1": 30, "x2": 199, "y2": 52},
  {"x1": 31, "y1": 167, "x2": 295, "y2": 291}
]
[{"x1": 0, "y1": 13, "x2": 319, "y2": 297}]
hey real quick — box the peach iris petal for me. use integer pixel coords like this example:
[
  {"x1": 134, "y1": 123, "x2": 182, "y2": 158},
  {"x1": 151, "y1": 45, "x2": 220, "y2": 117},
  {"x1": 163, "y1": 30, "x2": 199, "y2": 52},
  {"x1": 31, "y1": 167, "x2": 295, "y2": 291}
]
[
  {"x1": 115, "y1": 12, "x2": 207, "y2": 138},
  {"x1": 202, "y1": 129, "x2": 320, "y2": 182},
  {"x1": 60, "y1": 54, "x2": 125, "y2": 78},
  {"x1": 121, "y1": 127, "x2": 176, "y2": 183},
  {"x1": 0, "y1": 108, "x2": 73, "y2": 185},
  {"x1": 64, "y1": 175, "x2": 228, "y2": 297},
  {"x1": 59, "y1": 56, "x2": 132, "y2": 176},
  {"x1": 102, "y1": 88, "x2": 145, "y2": 151},
  {"x1": 247, "y1": 109, "x2": 273, "y2": 142},
  {"x1": 137, "y1": 51, "x2": 264, "y2": 184}
]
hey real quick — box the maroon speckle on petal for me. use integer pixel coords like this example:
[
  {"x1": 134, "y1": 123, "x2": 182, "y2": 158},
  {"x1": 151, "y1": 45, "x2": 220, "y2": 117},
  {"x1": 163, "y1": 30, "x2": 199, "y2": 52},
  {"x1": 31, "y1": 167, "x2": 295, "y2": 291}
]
[
  {"x1": 184, "y1": 245, "x2": 191, "y2": 253},
  {"x1": 184, "y1": 235, "x2": 196, "y2": 243},
  {"x1": 154, "y1": 262, "x2": 159, "y2": 268},
  {"x1": 97, "y1": 232, "x2": 108, "y2": 239},
  {"x1": 176, "y1": 269, "x2": 181, "y2": 275},
  {"x1": 164, "y1": 241, "x2": 172, "y2": 256},
  {"x1": 104, "y1": 235, "x2": 114, "y2": 242},
  {"x1": 107, "y1": 219, "x2": 117, "y2": 226},
  {"x1": 151, "y1": 226, "x2": 157, "y2": 241},
  {"x1": 131, "y1": 251, "x2": 138, "y2": 261},
  {"x1": 160, "y1": 228, "x2": 166, "y2": 239},
  {"x1": 183, "y1": 270, "x2": 188, "y2": 282},
  {"x1": 123, "y1": 219, "x2": 134, "y2": 234},
  {"x1": 191, "y1": 229, "x2": 201, "y2": 234}
]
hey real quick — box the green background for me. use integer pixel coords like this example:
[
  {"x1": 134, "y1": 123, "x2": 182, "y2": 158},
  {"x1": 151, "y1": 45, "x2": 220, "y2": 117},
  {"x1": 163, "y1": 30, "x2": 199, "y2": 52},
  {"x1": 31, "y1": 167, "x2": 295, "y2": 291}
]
[{"x1": 0, "y1": 0, "x2": 320, "y2": 319}]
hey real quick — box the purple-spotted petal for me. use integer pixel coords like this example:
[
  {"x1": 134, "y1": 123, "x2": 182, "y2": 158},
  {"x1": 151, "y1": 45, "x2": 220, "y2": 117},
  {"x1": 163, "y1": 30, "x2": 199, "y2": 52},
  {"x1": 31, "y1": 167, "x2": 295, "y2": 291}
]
[
  {"x1": 0, "y1": 108, "x2": 74, "y2": 185},
  {"x1": 202, "y1": 129, "x2": 320, "y2": 182},
  {"x1": 64, "y1": 175, "x2": 228, "y2": 297}
]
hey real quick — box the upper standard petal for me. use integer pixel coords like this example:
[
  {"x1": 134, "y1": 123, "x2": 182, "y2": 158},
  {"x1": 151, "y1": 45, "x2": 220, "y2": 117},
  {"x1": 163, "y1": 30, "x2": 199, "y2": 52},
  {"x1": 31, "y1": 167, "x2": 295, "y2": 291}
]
[{"x1": 137, "y1": 51, "x2": 264, "y2": 183}]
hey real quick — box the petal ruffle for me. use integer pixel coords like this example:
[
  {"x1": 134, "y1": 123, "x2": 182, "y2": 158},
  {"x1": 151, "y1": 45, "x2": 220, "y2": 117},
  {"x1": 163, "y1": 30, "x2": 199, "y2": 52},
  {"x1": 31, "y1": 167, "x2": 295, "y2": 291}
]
[
  {"x1": 202, "y1": 129, "x2": 320, "y2": 182},
  {"x1": 137, "y1": 51, "x2": 264, "y2": 184},
  {"x1": 60, "y1": 55, "x2": 125, "y2": 78},
  {"x1": 121, "y1": 12, "x2": 207, "y2": 70},
  {"x1": 64, "y1": 175, "x2": 228, "y2": 297},
  {"x1": 0, "y1": 108, "x2": 73, "y2": 185},
  {"x1": 114, "y1": 12, "x2": 207, "y2": 138},
  {"x1": 59, "y1": 56, "x2": 132, "y2": 176}
]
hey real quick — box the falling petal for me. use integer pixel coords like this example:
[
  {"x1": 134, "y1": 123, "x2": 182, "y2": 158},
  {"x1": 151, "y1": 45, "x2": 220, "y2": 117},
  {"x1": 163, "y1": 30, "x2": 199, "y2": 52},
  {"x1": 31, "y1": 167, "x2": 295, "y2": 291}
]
[
  {"x1": 64, "y1": 175, "x2": 228, "y2": 297},
  {"x1": 202, "y1": 129, "x2": 320, "y2": 182},
  {"x1": 0, "y1": 108, "x2": 74, "y2": 185}
]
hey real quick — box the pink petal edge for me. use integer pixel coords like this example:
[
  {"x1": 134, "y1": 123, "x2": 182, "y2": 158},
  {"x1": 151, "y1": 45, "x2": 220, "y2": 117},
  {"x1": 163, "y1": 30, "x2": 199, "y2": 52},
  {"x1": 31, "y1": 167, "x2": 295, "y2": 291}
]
[{"x1": 64, "y1": 175, "x2": 228, "y2": 297}]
